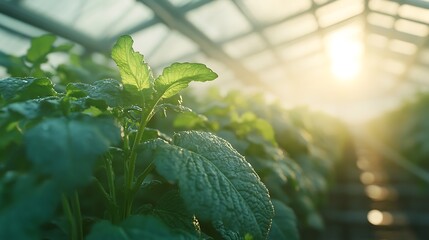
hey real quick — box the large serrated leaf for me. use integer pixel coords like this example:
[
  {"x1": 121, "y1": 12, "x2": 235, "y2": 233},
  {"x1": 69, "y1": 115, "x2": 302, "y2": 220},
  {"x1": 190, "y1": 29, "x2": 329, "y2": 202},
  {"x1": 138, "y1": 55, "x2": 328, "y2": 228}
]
[
  {"x1": 111, "y1": 35, "x2": 152, "y2": 91},
  {"x1": 86, "y1": 215, "x2": 190, "y2": 240},
  {"x1": 151, "y1": 190, "x2": 202, "y2": 236},
  {"x1": 143, "y1": 131, "x2": 274, "y2": 239},
  {"x1": 24, "y1": 115, "x2": 120, "y2": 187},
  {"x1": 268, "y1": 200, "x2": 299, "y2": 240},
  {"x1": 155, "y1": 63, "x2": 217, "y2": 99}
]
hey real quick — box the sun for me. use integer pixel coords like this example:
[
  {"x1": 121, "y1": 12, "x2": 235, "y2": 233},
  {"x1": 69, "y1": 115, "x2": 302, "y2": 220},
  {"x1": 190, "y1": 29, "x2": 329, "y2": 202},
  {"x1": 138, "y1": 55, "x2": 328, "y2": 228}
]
[{"x1": 327, "y1": 37, "x2": 363, "y2": 81}]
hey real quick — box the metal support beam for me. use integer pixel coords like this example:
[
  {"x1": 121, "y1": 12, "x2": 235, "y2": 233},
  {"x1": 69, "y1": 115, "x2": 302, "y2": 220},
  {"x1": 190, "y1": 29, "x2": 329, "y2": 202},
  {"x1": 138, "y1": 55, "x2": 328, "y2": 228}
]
[
  {"x1": 0, "y1": 20, "x2": 32, "y2": 40},
  {"x1": 399, "y1": 0, "x2": 429, "y2": 9},
  {"x1": 0, "y1": 2, "x2": 111, "y2": 53},
  {"x1": 138, "y1": 0, "x2": 267, "y2": 89}
]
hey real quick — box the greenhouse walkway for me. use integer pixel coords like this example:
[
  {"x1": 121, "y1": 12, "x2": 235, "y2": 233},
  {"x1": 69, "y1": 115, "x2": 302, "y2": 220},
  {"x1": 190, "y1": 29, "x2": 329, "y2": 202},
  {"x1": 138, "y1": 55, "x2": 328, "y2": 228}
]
[{"x1": 318, "y1": 130, "x2": 429, "y2": 240}]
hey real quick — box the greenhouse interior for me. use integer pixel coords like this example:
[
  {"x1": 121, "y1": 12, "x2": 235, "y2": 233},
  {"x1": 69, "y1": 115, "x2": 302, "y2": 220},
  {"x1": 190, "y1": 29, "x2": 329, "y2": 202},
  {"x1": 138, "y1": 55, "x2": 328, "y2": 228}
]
[{"x1": 1, "y1": 0, "x2": 429, "y2": 239}]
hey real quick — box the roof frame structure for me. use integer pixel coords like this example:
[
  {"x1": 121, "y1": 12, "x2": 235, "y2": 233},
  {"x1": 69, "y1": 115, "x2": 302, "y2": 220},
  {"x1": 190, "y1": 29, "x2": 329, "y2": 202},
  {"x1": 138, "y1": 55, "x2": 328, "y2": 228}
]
[
  {"x1": 138, "y1": 0, "x2": 269, "y2": 89},
  {"x1": 0, "y1": 0, "x2": 429, "y2": 102}
]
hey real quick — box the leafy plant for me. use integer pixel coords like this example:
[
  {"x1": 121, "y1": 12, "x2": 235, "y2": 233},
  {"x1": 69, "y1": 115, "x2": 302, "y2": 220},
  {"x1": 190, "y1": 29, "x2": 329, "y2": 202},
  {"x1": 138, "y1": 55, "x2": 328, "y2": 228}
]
[
  {"x1": 156, "y1": 88, "x2": 348, "y2": 236},
  {"x1": 0, "y1": 35, "x2": 276, "y2": 239},
  {"x1": 369, "y1": 93, "x2": 429, "y2": 170}
]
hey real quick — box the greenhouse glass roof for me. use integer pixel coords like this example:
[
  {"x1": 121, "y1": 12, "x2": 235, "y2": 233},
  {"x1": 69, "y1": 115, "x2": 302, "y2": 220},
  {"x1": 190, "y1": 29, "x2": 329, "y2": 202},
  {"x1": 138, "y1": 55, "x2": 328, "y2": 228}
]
[{"x1": 1, "y1": 0, "x2": 429, "y2": 121}]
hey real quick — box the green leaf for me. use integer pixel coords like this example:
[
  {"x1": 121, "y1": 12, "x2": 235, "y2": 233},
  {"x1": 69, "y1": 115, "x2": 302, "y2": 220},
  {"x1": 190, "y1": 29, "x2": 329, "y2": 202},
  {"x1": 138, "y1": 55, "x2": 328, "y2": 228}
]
[
  {"x1": 0, "y1": 51, "x2": 29, "y2": 77},
  {"x1": 2, "y1": 97, "x2": 61, "y2": 121},
  {"x1": 155, "y1": 63, "x2": 217, "y2": 99},
  {"x1": 24, "y1": 115, "x2": 120, "y2": 187},
  {"x1": 173, "y1": 111, "x2": 208, "y2": 129},
  {"x1": 66, "y1": 79, "x2": 123, "y2": 107},
  {"x1": 0, "y1": 174, "x2": 59, "y2": 240},
  {"x1": 143, "y1": 131, "x2": 274, "y2": 239},
  {"x1": 111, "y1": 35, "x2": 152, "y2": 91},
  {"x1": 0, "y1": 77, "x2": 57, "y2": 102},
  {"x1": 151, "y1": 190, "x2": 201, "y2": 236},
  {"x1": 26, "y1": 34, "x2": 57, "y2": 64},
  {"x1": 87, "y1": 215, "x2": 187, "y2": 240},
  {"x1": 53, "y1": 43, "x2": 74, "y2": 52},
  {"x1": 268, "y1": 200, "x2": 299, "y2": 240}
]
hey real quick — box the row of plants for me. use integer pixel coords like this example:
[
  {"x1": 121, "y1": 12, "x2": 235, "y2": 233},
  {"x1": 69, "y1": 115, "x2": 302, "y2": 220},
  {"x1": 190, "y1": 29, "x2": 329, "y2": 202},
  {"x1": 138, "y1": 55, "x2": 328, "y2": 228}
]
[
  {"x1": 368, "y1": 93, "x2": 429, "y2": 170},
  {"x1": 0, "y1": 34, "x2": 349, "y2": 239},
  {"x1": 150, "y1": 88, "x2": 349, "y2": 236}
]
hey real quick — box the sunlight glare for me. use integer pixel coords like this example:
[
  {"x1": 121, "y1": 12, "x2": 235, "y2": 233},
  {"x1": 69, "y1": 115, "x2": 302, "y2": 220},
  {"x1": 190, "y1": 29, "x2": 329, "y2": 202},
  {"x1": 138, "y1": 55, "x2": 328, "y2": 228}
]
[
  {"x1": 368, "y1": 210, "x2": 394, "y2": 225},
  {"x1": 328, "y1": 38, "x2": 363, "y2": 81},
  {"x1": 360, "y1": 171, "x2": 375, "y2": 185}
]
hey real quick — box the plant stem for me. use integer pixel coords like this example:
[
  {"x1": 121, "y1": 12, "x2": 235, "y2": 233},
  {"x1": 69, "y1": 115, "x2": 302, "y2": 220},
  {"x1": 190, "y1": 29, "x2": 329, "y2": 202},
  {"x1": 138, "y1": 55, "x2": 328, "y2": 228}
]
[
  {"x1": 70, "y1": 191, "x2": 83, "y2": 240},
  {"x1": 62, "y1": 194, "x2": 77, "y2": 240},
  {"x1": 104, "y1": 155, "x2": 118, "y2": 223},
  {"x1": 133, "y1": 160, "x2": 155, "y2": 194},
  {"x1": 122, "y1": 99, "x2": 159, "y2": 219}
]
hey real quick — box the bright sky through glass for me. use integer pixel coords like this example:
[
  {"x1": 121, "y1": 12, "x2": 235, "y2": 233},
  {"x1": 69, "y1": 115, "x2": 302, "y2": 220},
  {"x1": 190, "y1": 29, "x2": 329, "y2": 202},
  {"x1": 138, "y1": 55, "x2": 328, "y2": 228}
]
[{"x1": 328, "y1": 37, "x2": 363, "y2": 81}]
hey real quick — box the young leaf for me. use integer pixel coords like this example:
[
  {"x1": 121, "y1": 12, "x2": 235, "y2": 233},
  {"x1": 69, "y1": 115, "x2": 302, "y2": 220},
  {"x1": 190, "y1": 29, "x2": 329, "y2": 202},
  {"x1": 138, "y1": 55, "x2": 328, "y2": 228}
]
[
  {"x1": 268, "y1": 200, "x2": 299, "y2": 240},
  {"x1": 24, "y1": 115, "x2": 120, "y2": 187},
  {"x1": 111, "y1": 35, "x2": 152, "y2": 91},
  {"x1": 142, "y1": 131, "x2": 274, "y2": 239},
  {"x1": 155, "y1": 63, "x2": 217, "y2": 99},
  {"x1": 26, "y1": 34, "x2": 57, "y2": 64}
]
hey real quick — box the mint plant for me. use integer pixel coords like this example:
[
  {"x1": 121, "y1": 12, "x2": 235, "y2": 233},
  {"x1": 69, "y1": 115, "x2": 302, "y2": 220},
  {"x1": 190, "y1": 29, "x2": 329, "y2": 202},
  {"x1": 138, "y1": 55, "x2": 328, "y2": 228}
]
[{"x1": 0, "y1": 35, "x2": 275, "y2": 239}]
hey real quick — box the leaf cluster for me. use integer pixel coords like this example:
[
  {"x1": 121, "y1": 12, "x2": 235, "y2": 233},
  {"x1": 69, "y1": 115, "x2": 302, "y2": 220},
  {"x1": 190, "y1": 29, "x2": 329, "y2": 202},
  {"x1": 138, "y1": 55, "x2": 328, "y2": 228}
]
[
  {"x1": 159, "y1": 88, "x2": 349, "y2": 236},
  {"x1": 0, "y1": 34, "x2": 279, "y2": 240}
]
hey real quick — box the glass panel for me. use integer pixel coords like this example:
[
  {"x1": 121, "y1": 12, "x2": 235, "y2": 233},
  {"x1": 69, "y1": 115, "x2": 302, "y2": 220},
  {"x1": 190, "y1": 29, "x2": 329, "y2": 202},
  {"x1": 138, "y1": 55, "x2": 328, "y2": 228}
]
[
  {"x1": 263, "y1": 14, "x2": 318, "y2": 45},
  {"x1": 409, "y1": 65, "x2": 429, "y2": 83},
  {"x1": 420, "y1": 49, "x2": 429, "y2": 65},
  {"x1": 399, "y1": 4, "x2": 429, "y2": 24},
  {"x1": 278, "y1": 37, "x2": 322, "y2": 61},
  {"x1": 367, "y1": 13, "x2": 395, "y2": 29},
  {"x1": 367, "y1": 34, "x2": 388, "y2": 48},
  {"x1": 324, "y1": 23, "x2": 363, "y2": 43},
  {"x1": 131, "y1": 24, "x2": 169, "y2": 56},
  {"x1": 395, "y1": 19, "x2": 429, "y2": 37},
  {"x1": 389, "y1": 39, "x2": 417, "y2": 55},
  {"x1": 316, "y1": 0, "x2": 364, "y2": 27},
  {"x1": 186, "y1": 0, "x2": 251, "y2": 41},
  {"x1": 242, "y1": 0, "x2": 311, "y2": 24},
  {"x1": 368, "y1": 0, "x2": 399, "y2": 15},
  {"x1": 243, "y1": 50, "x2": 277, "y2": 71},
  {"x1": 0, "y1": 29, "x2": 30, "y2": 55},
  {"x1": 383, "y1": 59, "x2": 405, "y2": 75},
  {"x1": 288, "y1": 53, "x2": 326, "y2": 72},
  {"x1": 103, "y1": 5, "x2": 155, "y2": 38},
  {"x1": 147, "y1": 31, "x2": 199, "y2": 67},
  {"x1": 21, "y1": 0, "x2": 154, "y2": 38},
  {"x1": 259, "y1": 65, "x2": 288, "y2": 83},
  {"x1": 222, "y1": 33, "x2": 266, "y2": 58}
]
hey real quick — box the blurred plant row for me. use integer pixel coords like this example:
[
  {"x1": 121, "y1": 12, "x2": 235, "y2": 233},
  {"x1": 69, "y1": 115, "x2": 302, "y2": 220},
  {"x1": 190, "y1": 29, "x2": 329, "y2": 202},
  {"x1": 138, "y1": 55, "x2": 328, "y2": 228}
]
[
  {"x1": 0, "y1": 35, "x2": 349, "y2": 239},
  {"x1": 369, "y1": 93, "x2": 429, "y2": 171}
]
